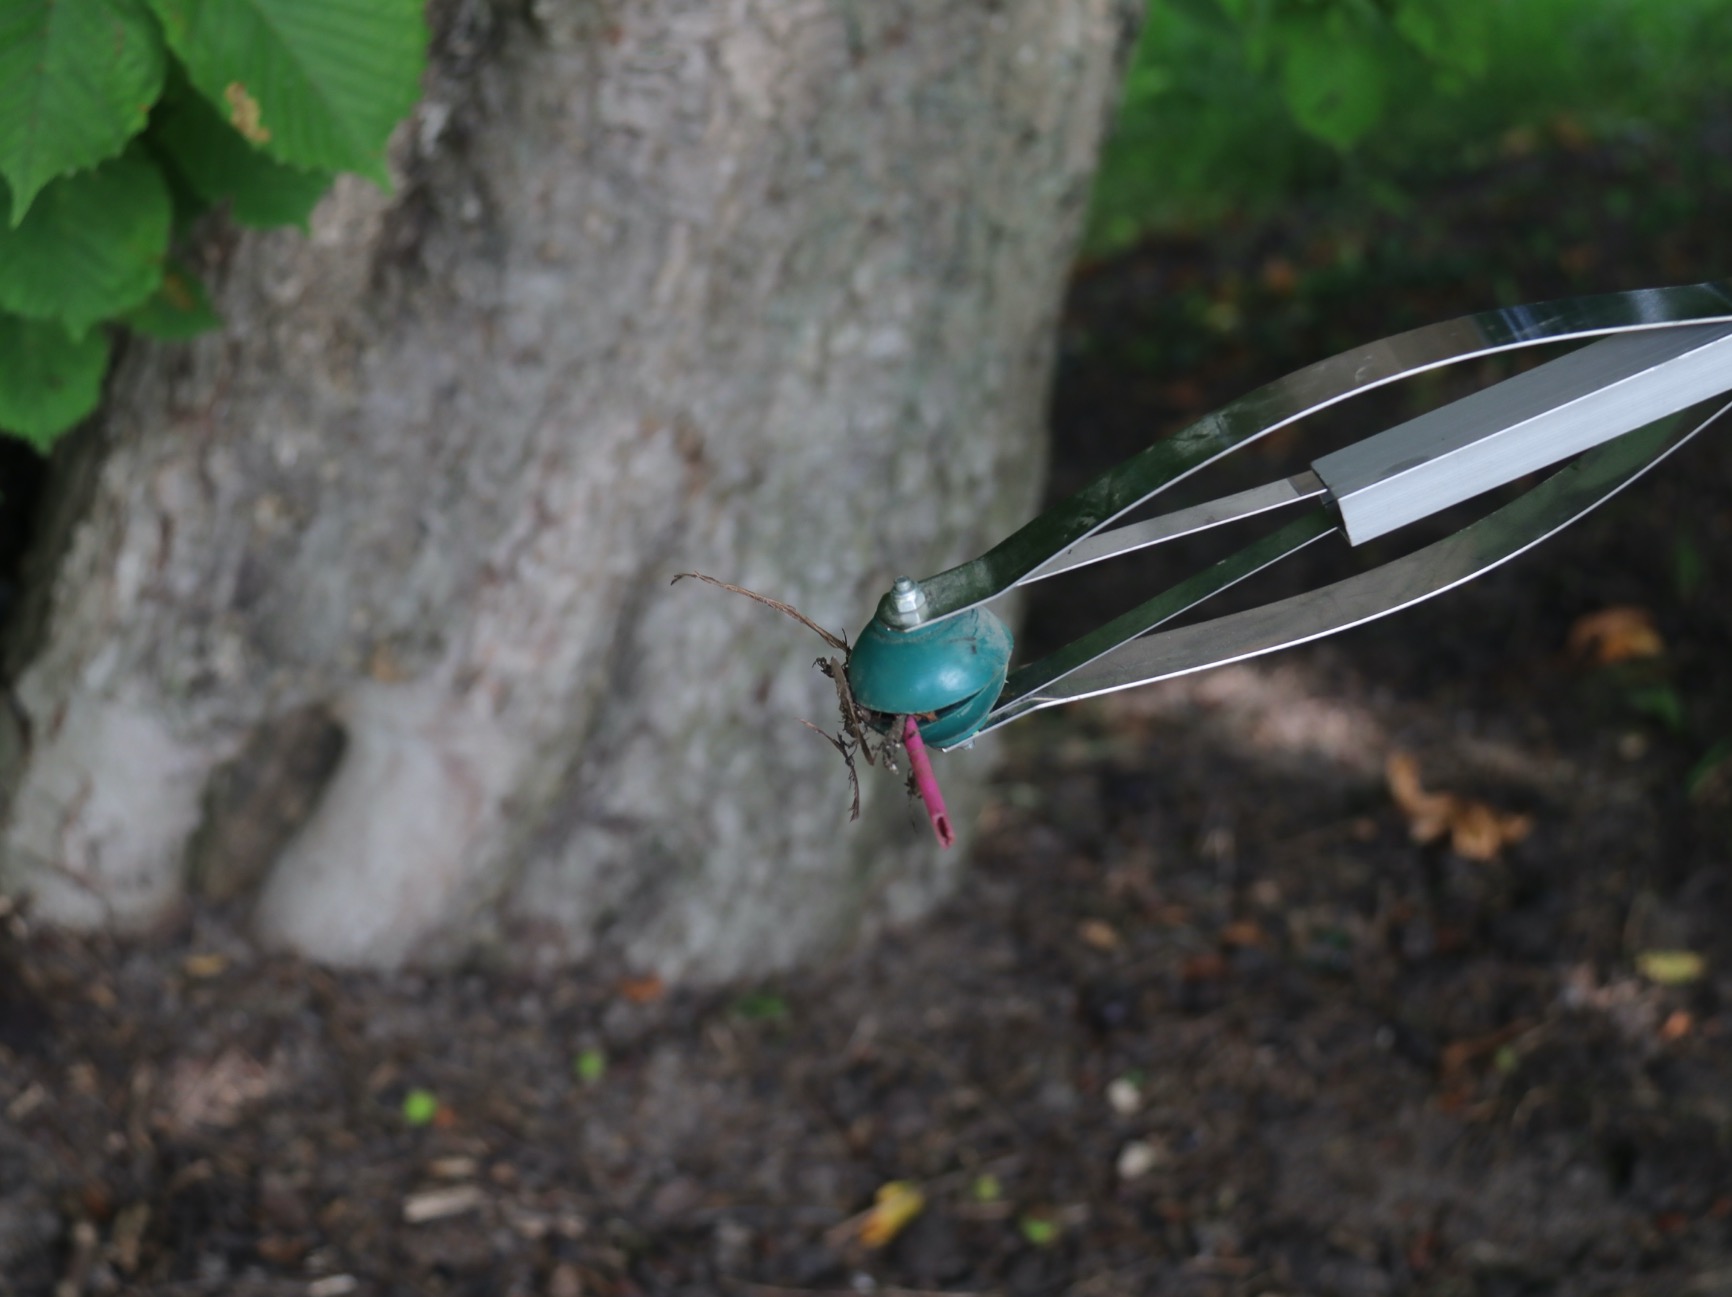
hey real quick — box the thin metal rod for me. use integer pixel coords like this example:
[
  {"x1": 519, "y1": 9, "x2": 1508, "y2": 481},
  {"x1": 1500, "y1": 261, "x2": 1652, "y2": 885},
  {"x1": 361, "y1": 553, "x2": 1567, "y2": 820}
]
[
  {"x1": 990, "y1": 509, "x2": 1337, "y2": 715},
  {"x1": 1019, "y1": 472, "x2": 1326, "y2": 584}
]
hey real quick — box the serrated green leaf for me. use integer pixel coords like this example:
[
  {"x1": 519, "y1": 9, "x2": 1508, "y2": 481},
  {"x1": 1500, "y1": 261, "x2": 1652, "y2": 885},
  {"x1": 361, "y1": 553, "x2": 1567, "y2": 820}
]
[
  {"x1": 0, "y1": 0, "x2": 167, "y2": 224},
  {"x1": 122, "y1": 261, "x2": 218, "y2": 338},
  {"x1": 1276, "y1": 10, "x2": 1388, "y2": 150},
  {"x1": 0, "y1": 149, "x2": 171, "y2": 332},
  {"x1": 151, "y1": 138, "x2": 212, "y2": 234},
  {"x1": 146, "y1": 0, "x2": 425, "y2": 182},
  {"x1": 0, "y1": 312, "x2": 110, "y2": 449},
  {"x1": 148, "y1": 80, "x2": 332, "y2": 228}
]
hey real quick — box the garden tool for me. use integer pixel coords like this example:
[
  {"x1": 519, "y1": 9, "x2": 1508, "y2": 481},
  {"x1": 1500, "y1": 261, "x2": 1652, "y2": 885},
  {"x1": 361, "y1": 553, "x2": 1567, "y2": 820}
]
[{"x1": 846, "y1": 282, "x2": 1732, "y2": 758}]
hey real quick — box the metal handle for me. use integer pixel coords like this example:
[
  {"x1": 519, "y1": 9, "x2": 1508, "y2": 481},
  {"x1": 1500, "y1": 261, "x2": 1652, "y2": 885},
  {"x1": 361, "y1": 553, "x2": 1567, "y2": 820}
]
[{"x1": 1313, "y1": 321, "x2": 1732, "y2": 544}]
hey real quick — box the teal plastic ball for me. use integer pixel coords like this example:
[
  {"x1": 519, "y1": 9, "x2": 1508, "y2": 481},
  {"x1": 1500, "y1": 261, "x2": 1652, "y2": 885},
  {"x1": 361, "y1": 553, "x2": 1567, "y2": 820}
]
[{"x1": 846, "y1": 608, "x2": 1013, "y2": 747}]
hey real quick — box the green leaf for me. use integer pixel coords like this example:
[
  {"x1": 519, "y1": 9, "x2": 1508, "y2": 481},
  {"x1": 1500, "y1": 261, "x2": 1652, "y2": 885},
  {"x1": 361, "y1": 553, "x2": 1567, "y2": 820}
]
[
  {"x1": 1624, "y1": 683, "x2": 1685, "y2": 734},
  {"x1": 1672, "y1": 537, "x2": 1706, "y2": 601},
  {"x1": 1019, "y1": 1215, "x2": 1061, "y2": 1247},
  {"x1": 0, "y1": 149, "x2": 171, "y2": 333},
  {"x1": 121, "y1": 261, "x2": 218, "y2": 338},
  {"x1": 0, "y1": 0, "x2": 167, "y2": 224},
  {"x1": 0, "y1": 313, "x2": 110, "y2": 450},
  {"x1": 146, "y1": 0, "x2": 425, "y2": 182},
  {"x1": 401, "y1": 1087, "x2": 439, "y2": 1126},
  {"x1": 1636, "y1": 949, "x2": 1705, "y2": 986},
  {"x1": 148, "y1": 79, "x2": 332, "y2": 228},
  {"x1": 732, "y1": 991, "x2": 789, "y2": 1022},
  {"x1": 574, "y1": 1047, "x2": 607, "y2": 1084},
  {"x1": 1687, "y1": 739, "x2": 1732, "y2": 798},
  {"x1": 1393, "y1": 0, "x2": 1490, "y2": 81},
  {"x1": 1276, "y1": 10, "x2": 1389, "y2": 150}
]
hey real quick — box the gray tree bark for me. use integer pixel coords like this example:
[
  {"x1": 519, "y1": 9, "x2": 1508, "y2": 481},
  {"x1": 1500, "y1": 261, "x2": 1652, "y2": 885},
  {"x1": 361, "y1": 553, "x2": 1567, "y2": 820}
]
[{"x1": 0, "y1": 0, "x2": 1137, "y2": 982}]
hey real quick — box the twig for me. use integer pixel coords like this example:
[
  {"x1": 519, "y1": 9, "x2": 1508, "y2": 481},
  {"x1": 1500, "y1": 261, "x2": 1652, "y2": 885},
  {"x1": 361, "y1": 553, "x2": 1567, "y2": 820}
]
[
  {"x1": 799, "y1": 719, "x2": 861, "y2": 821},
  {"x1": 727, "y1": 1280, "x2": 1002, "y2": 1297},
  {"x1": 671, "y1": 573, "x2": 849, "y2": 652}
]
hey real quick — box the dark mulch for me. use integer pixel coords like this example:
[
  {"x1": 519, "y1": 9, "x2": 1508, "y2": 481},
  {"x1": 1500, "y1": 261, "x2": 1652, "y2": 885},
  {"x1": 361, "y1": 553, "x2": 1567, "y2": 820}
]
[{"x1": 4, "y1": 129, "x2": 1732, "y2": 1297}]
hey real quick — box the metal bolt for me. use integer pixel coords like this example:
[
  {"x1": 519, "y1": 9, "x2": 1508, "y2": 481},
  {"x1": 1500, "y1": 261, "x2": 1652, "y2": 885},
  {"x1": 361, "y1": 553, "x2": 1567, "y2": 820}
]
[{"x1": 880, "y1": 575, "x2": 929, "y2": 628}]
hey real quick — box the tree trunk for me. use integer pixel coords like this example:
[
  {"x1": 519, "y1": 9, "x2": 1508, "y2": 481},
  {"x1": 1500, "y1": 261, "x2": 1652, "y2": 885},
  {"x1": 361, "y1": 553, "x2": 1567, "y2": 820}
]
[{"x1": 0, "y1": 0, "x2": 1137, "y2": 982}]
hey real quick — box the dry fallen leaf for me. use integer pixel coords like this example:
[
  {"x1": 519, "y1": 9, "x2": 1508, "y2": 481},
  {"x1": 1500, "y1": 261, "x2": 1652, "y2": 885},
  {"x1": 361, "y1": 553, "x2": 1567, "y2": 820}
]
[
  {"x1": 181, "y1": 952, "x2": 228, "y2": 979},
  {"x1": 1386, "y1": 752, "x2": 1532, "y2": 861},
  {"x1": 1438, "y1": 1020, "x2": 1532, "y2": 1078},
  {"x1": 1219, "y1": 919, "x2": 1267, "y2": 948},
  {"x1": 160, "y1": 1049, "x2": 281, "y2": 1133},
  {"x1": 1636, "y1": 949, "x2": 1706, "y2": 986},
  {"x1": 1659, "y1": 1010, "x2": 1694, "y2": 1043},
  {"x1": 1078, "y1": 919, "x2": 1121, "y2": 951},
  {"x1": 856, "y1": 1180, "x2": 925, "y2": 1249},
  {"x1": 1567, "y1": 606, "x2": 1664, "y2": 664},
  {"x1": 616, "y1": 974, "x2": 665, "y2": 1004}
]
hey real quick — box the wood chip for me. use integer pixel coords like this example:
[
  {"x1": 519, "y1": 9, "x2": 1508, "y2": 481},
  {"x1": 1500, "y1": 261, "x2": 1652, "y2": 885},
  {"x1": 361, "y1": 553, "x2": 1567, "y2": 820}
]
[
  {"x1": 403, "y1": 1184, "x2": 485, "y2": 1224},
  {"x1": 160, "y1": 1049, "x2": 280, "y2": 1133},
  {"x1": 1078, "y1": 919, "x2": 1121, "y2": 951},
  {"x1": 1105, "y1": 1076, "x2": 1141, "y2": 1116},
  {"x1": 107, "y1": 1202, "x2": 149, "y2": 1274},
  {"x1": 6, "y1": 1082, "x2": 45, "y2": 1120},
  {"x1": 181, "y1": 952, "x2": 228, "y2": 979},
  {"x1": 617, "y1": 974, "x2": 665, "y2": 1004}
]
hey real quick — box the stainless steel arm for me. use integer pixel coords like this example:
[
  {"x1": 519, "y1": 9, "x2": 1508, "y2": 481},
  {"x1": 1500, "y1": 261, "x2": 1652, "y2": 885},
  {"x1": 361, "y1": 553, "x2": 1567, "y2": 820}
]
[
  {"x1": 959, "y1": 395, "x2": 1732, "y2": 745},
  {"x1": 902, "y1": 281, "x2": 1732, "y2": 629}
]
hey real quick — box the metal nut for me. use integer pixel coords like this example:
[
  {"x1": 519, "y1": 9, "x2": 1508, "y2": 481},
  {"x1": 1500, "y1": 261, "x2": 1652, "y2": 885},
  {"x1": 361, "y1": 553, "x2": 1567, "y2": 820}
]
[{"x1": 880, "y1": 575, "x2": 928, "y2": 628}]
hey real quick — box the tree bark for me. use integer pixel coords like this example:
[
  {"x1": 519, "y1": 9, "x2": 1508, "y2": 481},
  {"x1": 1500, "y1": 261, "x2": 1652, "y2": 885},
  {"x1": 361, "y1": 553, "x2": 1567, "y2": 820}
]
[{"x1": 0, "y1": 0, "x2": 1137, "y2": 982}]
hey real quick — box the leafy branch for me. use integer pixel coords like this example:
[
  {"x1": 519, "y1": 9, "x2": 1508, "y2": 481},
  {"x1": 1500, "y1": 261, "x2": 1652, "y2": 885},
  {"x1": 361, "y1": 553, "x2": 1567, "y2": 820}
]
[{"x1": 0, "y1": 0, "x2": 426, "y2": 451}]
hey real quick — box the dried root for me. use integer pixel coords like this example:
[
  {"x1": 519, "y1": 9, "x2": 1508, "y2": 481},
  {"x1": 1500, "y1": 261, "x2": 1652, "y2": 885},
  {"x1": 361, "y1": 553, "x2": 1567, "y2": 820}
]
[
  {"x1": 671, "y1": 572, "x2": 849, "y2": 653},
  {"x1": 672, "y1": 572, "x2": 903, "y2": 821}
]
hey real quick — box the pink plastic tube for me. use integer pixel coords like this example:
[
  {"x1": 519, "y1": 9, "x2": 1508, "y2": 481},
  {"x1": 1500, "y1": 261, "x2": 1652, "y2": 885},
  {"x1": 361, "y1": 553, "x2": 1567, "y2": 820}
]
[{"x1": 901, "y1": 716, "x2": 955, "y2": 849}]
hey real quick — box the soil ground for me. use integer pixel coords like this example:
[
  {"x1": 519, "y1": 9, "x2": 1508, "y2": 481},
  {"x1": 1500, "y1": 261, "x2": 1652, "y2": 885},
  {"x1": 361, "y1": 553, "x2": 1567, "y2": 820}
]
[{"x1": 5, "y1": 131, "x2": 1732, "y2": 1297}]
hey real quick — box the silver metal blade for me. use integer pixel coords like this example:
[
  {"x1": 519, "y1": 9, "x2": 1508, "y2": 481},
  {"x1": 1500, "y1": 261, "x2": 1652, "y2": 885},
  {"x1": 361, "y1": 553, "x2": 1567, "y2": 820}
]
[
  {"x1": 908, "y1": 281, "x2": 1732, "y2": 628},
  {"x1": 958, "y1": 396, "x2": 1732, "y2": 744},
  {"x1": 1019, "y1": 472, "x2": 1327, "y2": 583},
  {"x1": 992, "y1": 508, "x2": 1337, "y2": 714}
]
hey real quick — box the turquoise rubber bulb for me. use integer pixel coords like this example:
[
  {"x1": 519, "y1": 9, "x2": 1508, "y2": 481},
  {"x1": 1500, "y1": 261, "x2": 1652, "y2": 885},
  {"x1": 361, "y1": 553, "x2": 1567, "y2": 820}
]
[{"x1": 847, "y1": 607, "x2": 1013, "y2": 748}]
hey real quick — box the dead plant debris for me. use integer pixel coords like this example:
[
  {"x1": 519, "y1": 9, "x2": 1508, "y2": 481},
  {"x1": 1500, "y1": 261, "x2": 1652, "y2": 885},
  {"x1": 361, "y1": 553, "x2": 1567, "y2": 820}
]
[
  {"x1": 1567, "y1": 604, "x2": 1666, "y2": 664},
  {"x1": 673, "y1": 571, "x2": 907, "y2": 821},
  {"x1": 1385, "y1": 751, "x2": 1534, "y2": 861}
]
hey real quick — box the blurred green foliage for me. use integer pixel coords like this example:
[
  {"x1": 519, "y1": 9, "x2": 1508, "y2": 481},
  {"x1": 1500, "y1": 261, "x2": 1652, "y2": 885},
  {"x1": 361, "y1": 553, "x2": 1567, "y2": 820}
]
[{"x1": 1088, "y1": 0, "x2": 1732, "y2": 251}]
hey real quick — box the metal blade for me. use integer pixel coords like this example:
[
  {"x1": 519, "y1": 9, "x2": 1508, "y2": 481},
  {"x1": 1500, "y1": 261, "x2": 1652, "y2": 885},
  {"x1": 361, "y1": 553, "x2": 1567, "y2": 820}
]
[
  {"x1": 1019, "y1": 472, "x2": 1327, "y2": 583},
  {"x1": 911, "y1": 281, "x2": 1732, "y2": 628},
  {"x1": 991, "y1": 509, "x2": 1336, "y2": 715},
  {"x1": 958, "y1": 396, "x2": 1732, "y2": 744}
]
